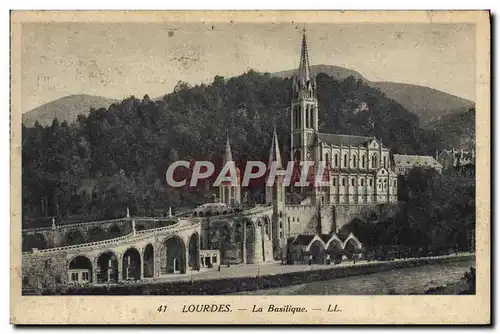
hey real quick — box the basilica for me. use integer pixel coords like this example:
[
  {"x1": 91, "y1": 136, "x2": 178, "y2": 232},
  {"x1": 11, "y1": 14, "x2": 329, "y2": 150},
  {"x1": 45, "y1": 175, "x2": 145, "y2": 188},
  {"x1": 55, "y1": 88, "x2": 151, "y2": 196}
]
[
  {"x1": 199, "y1": 30, "x2": 399, "y2": 265},
  {"x1": 21, "y1": 31, "x2": 402, "y2": 292}
]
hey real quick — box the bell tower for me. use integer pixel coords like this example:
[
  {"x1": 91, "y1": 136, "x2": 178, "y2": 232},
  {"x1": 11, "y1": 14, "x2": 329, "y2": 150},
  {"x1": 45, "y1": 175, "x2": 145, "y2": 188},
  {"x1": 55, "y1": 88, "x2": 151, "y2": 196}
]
[
  {"x1": 290, "y1": 28, "x2": 319, "y2": 164},
  {"x1": 266, "y1": 126, "x2": 286, "y2": 259}
]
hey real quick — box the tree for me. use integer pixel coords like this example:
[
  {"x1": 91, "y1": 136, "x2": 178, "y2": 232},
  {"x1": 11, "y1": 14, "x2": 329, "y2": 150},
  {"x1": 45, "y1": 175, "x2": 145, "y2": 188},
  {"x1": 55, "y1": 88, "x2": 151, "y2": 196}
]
[{"x1": 21, "y1": 71, "x2": 467, "y2": 226}]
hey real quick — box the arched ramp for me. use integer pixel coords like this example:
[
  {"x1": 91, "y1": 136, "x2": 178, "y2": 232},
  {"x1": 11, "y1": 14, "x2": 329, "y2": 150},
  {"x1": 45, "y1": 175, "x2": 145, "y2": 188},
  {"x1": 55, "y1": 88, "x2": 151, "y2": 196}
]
[
  {"x1": 68, "y1": 255, "x2": 93, "y2": 283},
  {"x1": 122, "y1": 247, "x2": 142, "y2": 280},
  {"x1": 188, "y1": 233, "x2": 200, "y2": 271},
  {"x1": 96, "y1": 251, "x2": 119, "y2": 283},
  {"x1": 88, "y1": 226, "x2": 106, "y2": 242},
  {"x1": 143, "y1": 244, "x2": 154, "y2": 278},
  {"x1": 161, "y1": 236, "x2": 186, "y2": 274},
  {"x1": 22, "y1": 233, "x2": 48, "y2": 251},
  {"x1": 66, "y1": 230, "x2": 86, "y2": 246}
]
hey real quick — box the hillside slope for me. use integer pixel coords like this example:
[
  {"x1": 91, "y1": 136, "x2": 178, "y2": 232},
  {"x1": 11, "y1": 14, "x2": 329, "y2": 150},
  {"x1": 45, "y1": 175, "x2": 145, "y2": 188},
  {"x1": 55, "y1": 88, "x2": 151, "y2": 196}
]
[
  {"x1": 273, "y1": 64, "x2": 474, "y2": 124},
  {"x1": 369, "y1": 81, "x2": 474, "y2": 124},
  {"x1": 426, "y1": 108, "x2": 475, "y2": 150},
  {"x1": 22, "y1": 94, "x2": 117, "y2": 127}
]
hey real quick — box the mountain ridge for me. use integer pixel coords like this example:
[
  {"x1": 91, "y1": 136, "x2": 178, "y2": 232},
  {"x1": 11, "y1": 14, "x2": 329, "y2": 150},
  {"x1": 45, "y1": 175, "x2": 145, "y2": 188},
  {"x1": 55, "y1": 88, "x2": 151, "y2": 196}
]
[
  {"x1": 273, "y1": 65, "x2": 474, "y2": 124},
  {"x1": 23, "y1": 65, "x2": 474, "y2": 127},
  {"x1": 22, "y1": 94, "x2": 118, "y2": 127}
]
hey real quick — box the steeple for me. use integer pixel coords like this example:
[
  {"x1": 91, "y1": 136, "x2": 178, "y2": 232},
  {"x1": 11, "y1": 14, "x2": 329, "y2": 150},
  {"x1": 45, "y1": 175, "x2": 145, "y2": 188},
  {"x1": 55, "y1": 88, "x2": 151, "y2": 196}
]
[
  {"x1": 298, "y1": 27, "x2": 312, "y2": 85},
  {"x1": 223, "y1": 134, "x2": 233, "y2": 163},
  {"x1": 268, "y1": 125, "x2": 283, "y2": 169},
  {"x1": 291, "y1": 27, "x2": 319, "y2": 165},
  {"x1": 292, "y1": 27, "x2": 316, "y2": 101},
  {"x1": 219, "y1": 135, "x2": 241, "y2": 206}
]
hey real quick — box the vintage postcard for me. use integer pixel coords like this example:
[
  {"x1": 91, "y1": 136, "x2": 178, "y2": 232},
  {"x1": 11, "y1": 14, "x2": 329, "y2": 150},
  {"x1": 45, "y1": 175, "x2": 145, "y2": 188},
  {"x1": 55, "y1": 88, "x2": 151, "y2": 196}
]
[{"x1": 10, "y1": 10, "x2": 490, "y2": 324}]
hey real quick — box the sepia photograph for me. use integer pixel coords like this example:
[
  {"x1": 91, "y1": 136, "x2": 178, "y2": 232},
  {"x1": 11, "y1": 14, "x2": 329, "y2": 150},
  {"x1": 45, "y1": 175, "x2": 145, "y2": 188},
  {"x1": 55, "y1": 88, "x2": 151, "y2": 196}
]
[{"x1": 10, "y1": 10, "x2": 490, "y2": 324}]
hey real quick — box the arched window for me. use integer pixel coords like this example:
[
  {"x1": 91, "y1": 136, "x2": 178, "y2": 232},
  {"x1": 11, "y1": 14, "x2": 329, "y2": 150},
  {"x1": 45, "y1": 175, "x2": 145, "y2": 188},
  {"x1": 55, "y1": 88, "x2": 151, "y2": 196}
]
[
  {"x1": 343, "y1": 154, "x2": 348, "y2": 168},
  {"x1": 362, "y1": 155, "x2": 366, "y2": 168},
  {"x1": 307, "y1": 106, "x2": 312, "y2": 128},
  {"x1": 325, "y1": 153, "x2": 330, "y2": 166},
  {"x1": 371, "y1": 154, "x2": 377, "y2": 169},
  {"x1": 352, "y1": 155, "x2": 357, "y2": 168},
  {"x1": 383, "y1": 156, "x2": 387, "y2": 168},
  {"x1": 305, "y1": 105, "x2": 309, "y2": 128},
  {"x1": 334, "y1": 154, "x2": 339, "y2": 167},
  {"x1": 306, "y1": 107, "x2": 310, "y2": 128},
  {"x1": 296, "y1": 106, "x2": 301, "y2": 129},
  {"x1": 297, "y1": 106, "x2": 301, "y2": 129}
]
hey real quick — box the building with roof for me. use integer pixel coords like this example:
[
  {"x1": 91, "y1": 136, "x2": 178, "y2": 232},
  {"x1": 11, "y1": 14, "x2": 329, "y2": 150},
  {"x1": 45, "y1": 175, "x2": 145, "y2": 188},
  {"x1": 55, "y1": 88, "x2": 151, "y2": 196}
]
[
  {"x1": 21, "y1": 29, "x2": 406, "y2": 292},
  {"x1": 198, "y1": 29, "x2": 401, "y2": 266},
  {"x1": 437, "y1": 148, "x2": 475, "y2": 170},
  {"x1": 290, "y1": 30, "x2": 398, "y2": 205},
  {"x1": 393, "y1": 154, "x2": 443, "y2": 175}
]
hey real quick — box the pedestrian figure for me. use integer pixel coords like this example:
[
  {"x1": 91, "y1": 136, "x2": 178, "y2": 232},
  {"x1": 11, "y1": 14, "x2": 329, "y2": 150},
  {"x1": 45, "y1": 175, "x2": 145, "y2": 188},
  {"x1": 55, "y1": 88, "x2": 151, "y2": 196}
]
[{"x1": 308, "y1": 254, "x2": 313, "y2": 266}]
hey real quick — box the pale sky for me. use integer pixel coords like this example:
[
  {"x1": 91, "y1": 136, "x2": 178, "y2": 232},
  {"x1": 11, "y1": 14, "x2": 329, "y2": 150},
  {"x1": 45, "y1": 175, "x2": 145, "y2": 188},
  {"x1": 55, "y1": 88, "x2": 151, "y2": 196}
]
[{"x1": 21, "y1": 22, "x2": 475, "y2": 112}]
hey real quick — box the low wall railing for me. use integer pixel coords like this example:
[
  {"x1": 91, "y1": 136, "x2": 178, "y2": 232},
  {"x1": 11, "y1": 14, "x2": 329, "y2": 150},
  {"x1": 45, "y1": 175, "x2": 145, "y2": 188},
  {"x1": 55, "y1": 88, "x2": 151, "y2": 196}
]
[
  {"x1": 22, "y1": 221, "x2": 201, "y2": 256},
  {"x1": 22, "y1": 215, "x2": 193, "y2": 234},
  {"x1": 22, "y1": 218, "x2": 128, "y2": 233}
]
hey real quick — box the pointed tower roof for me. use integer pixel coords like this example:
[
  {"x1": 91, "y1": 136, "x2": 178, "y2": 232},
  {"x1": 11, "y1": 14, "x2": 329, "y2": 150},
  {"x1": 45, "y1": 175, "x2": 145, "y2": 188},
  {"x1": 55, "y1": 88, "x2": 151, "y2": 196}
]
[
  {"x1": 223, "y1": 135, "x2": 233, "y2": 163},
  {"x1": 221, "y1": 135, "x2": 240, "y2": 186},
  {"x1": 297, "y1": 28, "x2": 312, "y2": 84},
  {"x1": 268, "y1": 125, "x2": 283, "y2": 169}
]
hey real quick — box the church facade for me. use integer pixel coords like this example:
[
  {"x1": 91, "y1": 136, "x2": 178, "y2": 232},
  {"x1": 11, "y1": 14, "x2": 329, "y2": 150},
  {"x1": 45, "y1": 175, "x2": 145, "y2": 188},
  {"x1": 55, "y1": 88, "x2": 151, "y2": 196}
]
[
  {"x1": 202, "y1": 30, "x2": 399, "y2": 265},
  {"x1": 290, "y1": 31, "x2": 398, "y2": 206}
]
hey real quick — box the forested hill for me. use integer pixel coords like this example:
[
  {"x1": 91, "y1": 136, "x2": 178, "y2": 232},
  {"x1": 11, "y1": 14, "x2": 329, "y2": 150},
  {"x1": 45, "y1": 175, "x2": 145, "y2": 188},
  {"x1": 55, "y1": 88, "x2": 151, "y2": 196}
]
[
  {"x1": 22, "y1": 70, "x2": 446, "y2": 221},
  {"x1": 274, "y1": 64, "x2": 475, "y2": 125}
]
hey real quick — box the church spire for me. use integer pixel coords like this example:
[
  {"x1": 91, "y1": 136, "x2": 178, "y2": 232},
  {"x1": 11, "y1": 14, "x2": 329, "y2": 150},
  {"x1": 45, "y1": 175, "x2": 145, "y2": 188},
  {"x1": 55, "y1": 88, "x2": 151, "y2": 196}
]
[
  {"x1": 298, "y1": 27, "x2": 312, "y2": 85},
  {"x1": 223, "y1": 134, "x2": 233, "y2": 163},
  {"x1": 268, "y1": 125, "x2": 283, "y2": 169}
]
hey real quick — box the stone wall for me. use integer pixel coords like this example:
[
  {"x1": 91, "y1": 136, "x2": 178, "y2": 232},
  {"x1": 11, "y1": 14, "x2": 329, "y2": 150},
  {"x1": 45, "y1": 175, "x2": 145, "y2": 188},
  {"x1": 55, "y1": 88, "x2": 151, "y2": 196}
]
[
  {"x1": 333, "y1": 203, "x2": 400, "y2": 232},
  {"x1": 23, "y1": 219, "x2": 134, "y2": 250},
  {"x1": 284, "y1": 202, "x2": 400, "y2": 237},
  {"x1": 319, "y1": 205, "x2": 336, "y2": 234},
  {"x1": 284, "y1": 205, "x2": 318, "y2": 237},
  {"x1": 22, "y1": 252, "x2": 68, "y2": 289}
]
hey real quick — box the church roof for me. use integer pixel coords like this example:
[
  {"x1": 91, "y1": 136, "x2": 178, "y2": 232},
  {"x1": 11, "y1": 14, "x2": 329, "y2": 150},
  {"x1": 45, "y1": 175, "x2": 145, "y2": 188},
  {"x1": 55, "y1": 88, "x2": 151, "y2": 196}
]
[
  {"x1": 268, "y1": 126, "x2": 283, "y2": 169},
  {"x1": 297, "y1": 29, "x2": 312, "y2": 84},
  {"x1": 393, "y1": 154, "x2": 442, "y2": 169},
  {"x1": 194, "y1": 202, "x2": 232, "y2": 214},
  {"x1": 223, "y1": 135, "x2": 233, "y2": 163},
  {"x1": 318, "y1": 234, "x2": 332, "y2": 243},
  {"x1": 317, "y1": 133, "x2": 374, "y2": 147}
]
